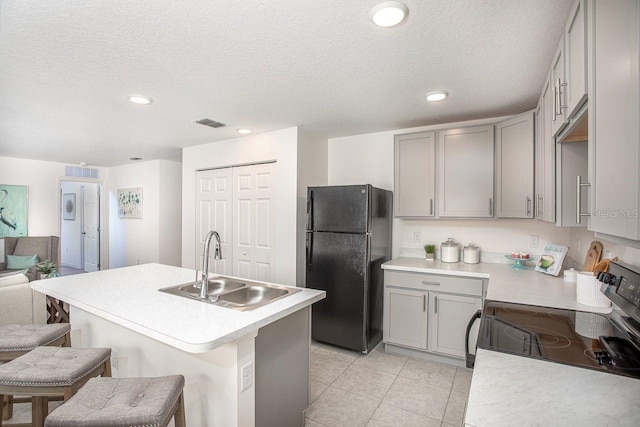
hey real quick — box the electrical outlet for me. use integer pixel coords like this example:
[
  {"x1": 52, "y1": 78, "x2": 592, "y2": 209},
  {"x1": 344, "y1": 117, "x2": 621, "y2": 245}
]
[
  {"x1": 241, "y1": 362, "x2": 253, "y2": 392},
  {"x1": 604, "y1": 251, "x2": 612, "y2": 260},
  {"x1": 529, "y1": 235, "x2": 539, "y2": 248},
  {"x1": 413, "y1": 231, "x2": 421, "y2": 244},
  {"x1": 111, "y1": 350, "x2": 119, "y2": 369}
]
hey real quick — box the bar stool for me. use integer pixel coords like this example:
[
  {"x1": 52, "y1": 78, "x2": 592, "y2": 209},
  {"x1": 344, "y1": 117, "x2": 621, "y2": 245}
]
[
  {"x1": 44, "y1": 375, "x2": 186, "y2": 427},
  {"x1": 0, "y1": 346, "x2": 111, "y2": 427},
  {"x1": 0, "y1": 324, "x2": 71, "y2": 421}
]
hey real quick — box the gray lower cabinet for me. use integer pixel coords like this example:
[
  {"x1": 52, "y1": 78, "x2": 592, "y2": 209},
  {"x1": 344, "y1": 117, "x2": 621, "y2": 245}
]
[
  {"x1": 383, "y1": 287, "x2": 428, "y2": 349},
  {"x1": 428, "y1": 292, "x2": 482, "y2": 358},
  {"x1": 383, "y1": 270, "x2": 484, "y2": 360}
]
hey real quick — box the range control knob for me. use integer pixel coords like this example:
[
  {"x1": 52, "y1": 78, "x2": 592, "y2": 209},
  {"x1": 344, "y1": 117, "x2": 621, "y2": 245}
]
[{"x1": 594, "y1": 350, "x2": 612, "y2": 366}]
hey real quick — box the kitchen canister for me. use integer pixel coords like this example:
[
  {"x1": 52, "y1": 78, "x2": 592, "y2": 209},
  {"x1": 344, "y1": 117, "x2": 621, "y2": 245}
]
[
  {"x1": 441, "y1": 238, "x2": 460, "y2": 263},
  {"x1": 576, "y1": 271, "x2": 611, "y2": 308},
  {"x1": 463, "y1": 243, "x2": 480, "y2": 264}
]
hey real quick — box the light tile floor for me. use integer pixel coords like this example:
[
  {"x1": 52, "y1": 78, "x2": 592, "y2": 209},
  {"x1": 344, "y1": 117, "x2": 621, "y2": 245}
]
[{"x1": 306, "y1": 342, "x2": 471, "y2": 427}]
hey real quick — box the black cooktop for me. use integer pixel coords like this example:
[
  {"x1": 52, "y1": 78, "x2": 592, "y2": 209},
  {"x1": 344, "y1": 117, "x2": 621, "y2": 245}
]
[{"x1": 477, "y1": 300, "x2": 640, "y2": 379}]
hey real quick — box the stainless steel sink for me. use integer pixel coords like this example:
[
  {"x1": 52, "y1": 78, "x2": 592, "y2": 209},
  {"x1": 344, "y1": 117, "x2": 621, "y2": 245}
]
[
  {"x1": 176, "y1": 278, "x2": 246, "y2": 297},
  {"x1": 159, "y1": 276, "x2": 300, "y2": 311},
  {"x1": 217, "y1": 286, "x2": 288, "y2": 305}
]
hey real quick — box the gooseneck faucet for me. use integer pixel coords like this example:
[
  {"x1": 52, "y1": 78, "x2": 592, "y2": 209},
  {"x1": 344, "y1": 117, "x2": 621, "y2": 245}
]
[{"x1": 199, "y1": 231, "x2": 222, "y2": 299}]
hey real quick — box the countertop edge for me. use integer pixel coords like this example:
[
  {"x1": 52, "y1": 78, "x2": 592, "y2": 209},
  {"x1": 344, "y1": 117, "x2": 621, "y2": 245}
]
[{"x1": 32, "y1": 277, "x2": 325, "y2": 353}]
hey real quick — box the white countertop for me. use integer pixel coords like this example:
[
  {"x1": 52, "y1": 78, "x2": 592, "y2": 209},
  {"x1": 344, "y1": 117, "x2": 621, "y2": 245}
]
[
  {"x1": 382, "y1": 257, "x2": 640, "y2": 426},
  {"x1": 32, "y1": 263, "x2": 325, "y2": 353},
  {"x1": 382, "y1": 257, "x2": 612, "y2": 314},
  {"x1": 465, "y1": 349, "x2": 640, "y2": 427}
]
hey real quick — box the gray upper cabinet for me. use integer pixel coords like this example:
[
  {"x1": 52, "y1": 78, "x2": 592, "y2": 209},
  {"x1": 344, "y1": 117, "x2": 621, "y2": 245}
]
[
  {"x1": 496, "y1": 112, "x2": 534, "y2": 218},
  {"x1": 551, "y1": 37, "x2": 568, "y2": 137},
  {"x1": 438, "y1": 126, "x2": 494, "y2": 218},
  {"x1": 535, "y1": 76, "x2": 556, "y2": 223},
  {"x1": 564, "y1": 0, "x2": 588, "y2": 119},
  {"x1": 588, "y1": 0, "x2": 640, "y2": 240},
  {"x1": 394, "y1": 131, "x2": 436, "y2": 217}
]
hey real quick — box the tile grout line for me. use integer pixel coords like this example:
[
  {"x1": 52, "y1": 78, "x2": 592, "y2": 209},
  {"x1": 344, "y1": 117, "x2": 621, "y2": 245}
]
[{"x1": 361, "y1": 352, "x2": 411, "y2": 426}]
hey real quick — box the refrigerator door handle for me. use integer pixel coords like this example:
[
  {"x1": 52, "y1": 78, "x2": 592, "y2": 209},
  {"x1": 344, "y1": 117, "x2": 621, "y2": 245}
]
[
  {"x1": 307, "y1": 191, "x2": 314, "y2": 231},
  {"x1": 306, "y1": 232, "x2": 313, "y2": 266},
  {"x1": 465, "y1": 309, "x2": 482, "y2": 369}
]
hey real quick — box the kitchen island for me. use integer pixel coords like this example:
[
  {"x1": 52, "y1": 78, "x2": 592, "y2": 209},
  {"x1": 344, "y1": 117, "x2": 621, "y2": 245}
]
[
  {"x1": 382, "y1": 257, "x2": 640, "y2": 426},
  {"x1": 31, "y1": 263, "x2": 325, "y2": 427}
]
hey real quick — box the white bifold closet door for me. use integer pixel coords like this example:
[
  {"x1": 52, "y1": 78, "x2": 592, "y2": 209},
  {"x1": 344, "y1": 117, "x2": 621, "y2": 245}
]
[
  {"x1": 232, "y1": 163, "x2": 275, "y2": 282},
  {"x1": 195, "y1": 162, "x2": 275, "y2": 282}
]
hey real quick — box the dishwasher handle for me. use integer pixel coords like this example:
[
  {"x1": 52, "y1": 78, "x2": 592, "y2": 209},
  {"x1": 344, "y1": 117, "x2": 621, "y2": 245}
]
[{"x1": 465, "y1": 309, "x2": 483, "y2": 369}]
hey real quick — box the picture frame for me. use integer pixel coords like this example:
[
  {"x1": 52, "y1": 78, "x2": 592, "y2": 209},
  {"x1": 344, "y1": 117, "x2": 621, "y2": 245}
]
[
  {"x1": 63, "y1": 193, "x2": 76, "y2": 221},
  {"x1": 0, "y1": 184, "x2": 28, "y2": 237},
  {"x1": 118, "y1": 187, "x2": 143, "y2": 219}
]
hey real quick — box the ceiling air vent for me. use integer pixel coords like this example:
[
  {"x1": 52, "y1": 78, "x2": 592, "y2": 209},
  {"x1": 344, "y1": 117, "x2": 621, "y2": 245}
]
[{"x1": 194, "y1": 118, "x2": 226, "y2": 128}]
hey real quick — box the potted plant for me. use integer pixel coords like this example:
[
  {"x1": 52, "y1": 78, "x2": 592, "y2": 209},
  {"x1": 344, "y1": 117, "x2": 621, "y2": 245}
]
[
  {"x1": 424, "y1": 244, "x2": 435, "y2": 261},
  {"x1": 36, "y1": 259, "x2": 60, "y2": 279}
]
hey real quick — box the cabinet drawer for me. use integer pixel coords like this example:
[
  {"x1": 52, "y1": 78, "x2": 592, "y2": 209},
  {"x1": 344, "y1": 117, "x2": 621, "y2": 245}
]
[{"x1": 384, "y1": 270, "x2": 483, "y2": 296}]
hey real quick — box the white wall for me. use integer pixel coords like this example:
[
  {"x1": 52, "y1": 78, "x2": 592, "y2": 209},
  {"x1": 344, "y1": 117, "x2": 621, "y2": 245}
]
[
  {"x1": 328, "y1": 118, "x2": 575, "y2": 260},
  {"x1": 60, "y1": 181, "x2": 84, "y2": 268},
  {"x1": 182, "y1": 127, "x2": 299, "y2": 286},
  {"x1": 569, "y1": 227, "x2": 640, "y2": 269},
  {"x1": 296, "y1": 129, "x2": 329, "y2": 285},
  {"x1": 108, "y1": 160, "x2": 182, "y2": 268},
  {"x1": 158, "y1": 160, "x2": 183, "y2": 266},
  {"x1": 0, "y1": 156, "x2": 108, "y2": 264}
]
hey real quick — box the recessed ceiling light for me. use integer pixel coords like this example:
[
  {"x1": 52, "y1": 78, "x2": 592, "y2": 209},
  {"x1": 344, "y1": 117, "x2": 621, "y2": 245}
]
[
  {"x1": 237, "y1": 129, "x2": 252, "y2": 134},
  {"x1": 371, "y1": 1, "x2": 409, "y2": 27},
  {"x1": 426, "y1": 91, "x2": 449, "y2": 102},
  {"x1": 129, "y1": 94, "x2": 153, "y2": 105}
]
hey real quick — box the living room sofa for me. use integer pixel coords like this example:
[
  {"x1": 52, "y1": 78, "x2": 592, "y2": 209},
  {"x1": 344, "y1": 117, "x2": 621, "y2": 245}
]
[
  {"x1": 0, "y1": 236, "x2": 60, "y2": 281},
  {"x1": 0, "y1": 272, "x2": 47, "y2": 324}
]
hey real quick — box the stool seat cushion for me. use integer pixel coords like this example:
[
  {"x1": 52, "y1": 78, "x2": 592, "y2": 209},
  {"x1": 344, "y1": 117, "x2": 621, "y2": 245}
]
[
  {"x1": 0, "y1": 324, "x2": 70, "y2": 353},
  {"x1": 0, "y1": 346, "x2": 111, "y2": 387},
  {"x1": 44, "y1": 375, "x2": 185, "y2": 427}
]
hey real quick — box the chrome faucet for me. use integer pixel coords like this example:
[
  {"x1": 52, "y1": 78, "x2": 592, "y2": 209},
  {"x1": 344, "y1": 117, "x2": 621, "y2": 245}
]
[{"x1": 199, "y1": 231, "x2": 222, "y2": 299}]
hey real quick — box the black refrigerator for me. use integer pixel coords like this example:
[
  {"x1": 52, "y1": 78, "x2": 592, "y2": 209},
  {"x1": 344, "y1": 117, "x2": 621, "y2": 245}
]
[{"x1": 305, "y1": 184, "x2": 392, "y2": 353}]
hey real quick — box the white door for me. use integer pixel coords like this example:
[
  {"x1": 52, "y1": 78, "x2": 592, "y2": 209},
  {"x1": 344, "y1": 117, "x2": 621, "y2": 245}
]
[
  {"x1": 232, "y1": 163, "x2": 276, "y2": 281},
  {"x1": 83, "y1": 183, "x2": 100, "y2": 272},
  {"x1": 195, "y1": 168, "x2": 233, "y2": 275}
]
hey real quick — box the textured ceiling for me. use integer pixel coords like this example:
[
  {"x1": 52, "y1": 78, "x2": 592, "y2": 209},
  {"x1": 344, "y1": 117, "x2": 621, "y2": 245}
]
[{"x1": 0, "y1": 0, "x2": 573, "y2": 167}]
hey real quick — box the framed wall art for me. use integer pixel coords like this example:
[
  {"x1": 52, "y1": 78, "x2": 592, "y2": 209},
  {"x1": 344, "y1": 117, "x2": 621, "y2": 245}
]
[
  {"x1": 118, "y1": 187, "x2": 143, "y2": 219},
  {"x1": 0, "y1": 184, "x2": 28, "y2": 237},
  {"x1": 63, "y1": 193, "x2": 76, "y2": 220}
]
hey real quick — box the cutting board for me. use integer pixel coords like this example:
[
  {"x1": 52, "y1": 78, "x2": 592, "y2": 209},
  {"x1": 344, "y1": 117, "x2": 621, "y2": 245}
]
[{"x1": 583, "y1": 241, "x2": 603, "y2": 272}]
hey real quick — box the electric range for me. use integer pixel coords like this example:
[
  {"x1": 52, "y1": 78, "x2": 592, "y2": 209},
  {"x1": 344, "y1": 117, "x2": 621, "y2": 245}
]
[{"x1": 475, "y1": 261, "x2": 640, "y2": 379}]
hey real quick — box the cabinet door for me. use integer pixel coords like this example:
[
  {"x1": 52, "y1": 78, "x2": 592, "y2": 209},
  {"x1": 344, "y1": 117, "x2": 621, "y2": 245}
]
[
  {"x1": 551, "y1": 37, "x2": 568, "y2": 137},
  {"x1": 589, "y1": 0, "x2": 640, "y2": 240},
  {"x1": 535, "y1": 74, "x2": 556, "y2": 223},
  {"x1": 394, "y1": 132, "x2": 436, "y2": 217},
  {"x1": 438, "y1": 126, "x2": 494, "y2": 218},
  {"x1": 383, "y1": 287, "x2": 428, "y2": 350},
  {"x1": 496, "y1": 112, "x2": 534, "y2": 218},
  {"x1": 564, "y1": 0, "x2": 588, "y2": 118},
  {"x1": 428, "y1": 293, "x2": 482, "y2": 359}
]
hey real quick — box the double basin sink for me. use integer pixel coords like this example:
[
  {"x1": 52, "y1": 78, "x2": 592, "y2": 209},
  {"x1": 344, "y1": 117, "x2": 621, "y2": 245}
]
[{"x1": 159, "y1": 276, "x2": 300, "y2": 311}]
